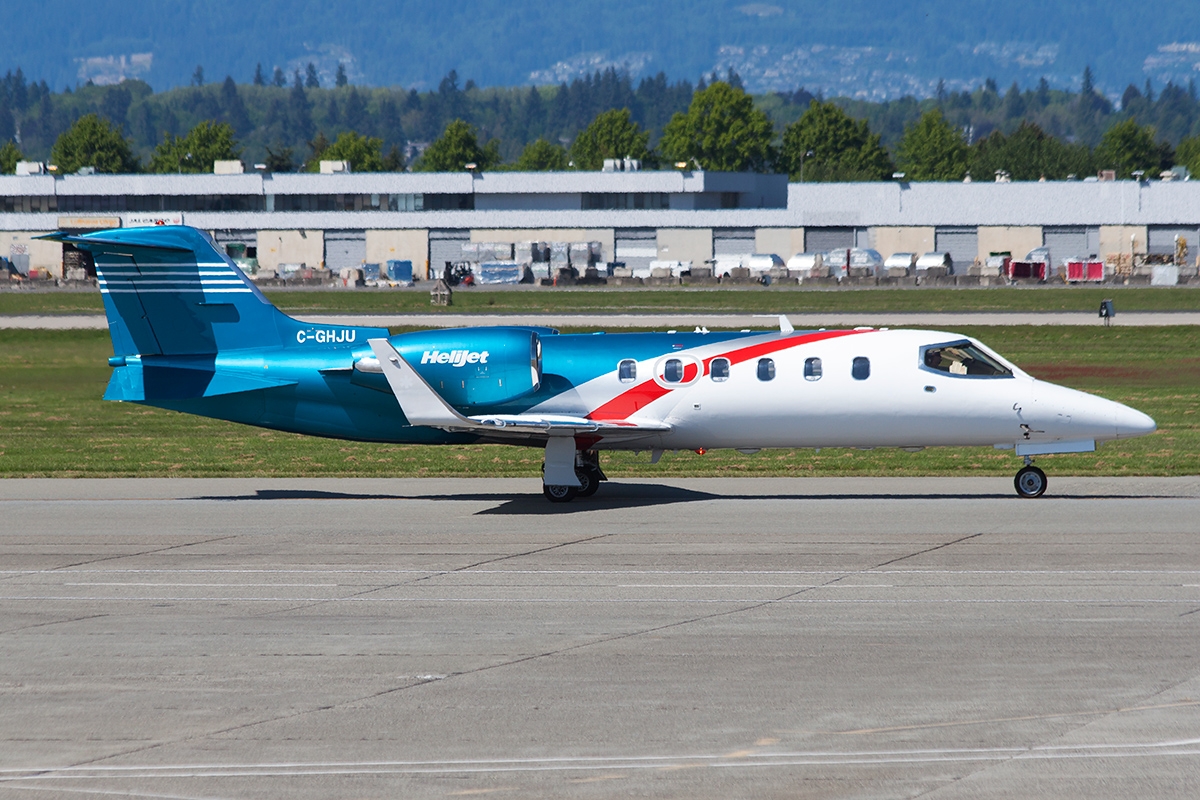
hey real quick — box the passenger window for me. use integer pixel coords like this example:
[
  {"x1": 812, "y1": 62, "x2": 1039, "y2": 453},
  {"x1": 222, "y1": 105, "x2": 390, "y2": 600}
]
[
  {"x1": 921, "y1": 341, "x2": 1013, "y2": 377},
  {"x1": 663, "y1": 358, "x2": 684, "y2": 383},
  {"x1": 804, "y1": 357, "x2": 822, "y2": 381},
  {"x1": 711, "y1": 358, "x2": 730, "y2": 381},
  {"x1": 852, "y1": 357, "x2": 870, "y2": 380},
  {"x1": 618, "y1": 359, "x2": 637, "y2": 382},
  {"x1": 757, "y1": 358, "x2": 775, "y2": 381}
]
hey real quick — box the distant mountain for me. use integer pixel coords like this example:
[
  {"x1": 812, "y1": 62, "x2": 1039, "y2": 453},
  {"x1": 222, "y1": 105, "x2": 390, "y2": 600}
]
[{"x1": 7, "y1": 0, "x2": 1200, "y2": 100}]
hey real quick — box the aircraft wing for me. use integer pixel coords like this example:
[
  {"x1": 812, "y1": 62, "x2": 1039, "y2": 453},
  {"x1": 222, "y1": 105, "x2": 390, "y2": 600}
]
[{"x1": 367, "y1": 339, "x2": 670, "y2": 441}]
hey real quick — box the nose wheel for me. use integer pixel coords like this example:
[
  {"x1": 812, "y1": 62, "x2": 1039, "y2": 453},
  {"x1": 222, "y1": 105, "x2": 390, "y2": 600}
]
[{"x1": 1014, "y1": 464, "x2": 1047, "y2": 498}]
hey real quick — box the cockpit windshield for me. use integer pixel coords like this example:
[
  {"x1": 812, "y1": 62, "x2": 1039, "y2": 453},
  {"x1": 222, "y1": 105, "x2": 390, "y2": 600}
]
[{"x1": 921, "y1": 340, "x2": 1013, "y2": 377}]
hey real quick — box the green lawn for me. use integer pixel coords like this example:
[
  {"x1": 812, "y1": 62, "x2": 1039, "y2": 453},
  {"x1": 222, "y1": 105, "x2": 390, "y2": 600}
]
[
  {"x1": 2, "y1": 284, "x2": 1200, "y2": 316},
  {"x1": 1, "y1": 326, "x2": 1195, "y2": 479}
]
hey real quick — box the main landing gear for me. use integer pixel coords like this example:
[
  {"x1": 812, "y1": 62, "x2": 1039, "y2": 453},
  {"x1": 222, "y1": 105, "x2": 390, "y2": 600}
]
[
  {"x1": 542, "y1": 448, "x2": 606, "y2": 503},
  {"x1": 1014, "y1": 457, "x2": 1047, "y2": 499}
]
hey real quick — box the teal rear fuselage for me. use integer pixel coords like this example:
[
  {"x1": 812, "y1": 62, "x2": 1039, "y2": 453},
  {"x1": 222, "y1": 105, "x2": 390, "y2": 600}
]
[{"x1": 127, "y1": 328, "x2": 764, "y2": 445}]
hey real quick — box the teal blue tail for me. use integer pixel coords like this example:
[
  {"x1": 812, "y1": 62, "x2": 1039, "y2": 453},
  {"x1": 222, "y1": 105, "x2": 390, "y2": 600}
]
[
  {"x1": 41, "y1": 226, "x2": 296, "y2": 356},
  {"x1": 39, "y1": 226, "x2": 388, "y2": 403}
]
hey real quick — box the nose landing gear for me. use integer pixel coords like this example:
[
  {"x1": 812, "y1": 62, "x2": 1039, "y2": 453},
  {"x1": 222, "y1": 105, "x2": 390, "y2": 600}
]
[{"x1": 1014, "y1": 457, "x2": 1047, "y2": 498}]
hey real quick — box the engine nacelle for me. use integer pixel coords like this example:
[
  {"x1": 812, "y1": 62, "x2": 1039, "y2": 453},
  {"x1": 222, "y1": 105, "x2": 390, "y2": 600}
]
[{"x1": 384, "y1": 327, "x2": 542, "y2": 408}]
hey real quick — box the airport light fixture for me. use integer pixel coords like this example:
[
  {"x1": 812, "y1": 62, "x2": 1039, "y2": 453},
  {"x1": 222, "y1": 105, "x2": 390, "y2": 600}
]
[{"x1": 799, "y1": 150, "x2": 815, "y2": 182}]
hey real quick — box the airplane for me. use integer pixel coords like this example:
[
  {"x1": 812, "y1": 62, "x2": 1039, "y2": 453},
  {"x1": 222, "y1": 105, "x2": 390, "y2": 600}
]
[{"x1": 42, "y1": 225, "x2": 1157, "y2": 502}]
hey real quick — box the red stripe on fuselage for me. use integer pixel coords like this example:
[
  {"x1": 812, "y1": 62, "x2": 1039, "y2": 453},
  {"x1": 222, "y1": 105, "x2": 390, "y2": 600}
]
[{"x1": 588, "y1": 328, "x2": 870, "y2": 421}]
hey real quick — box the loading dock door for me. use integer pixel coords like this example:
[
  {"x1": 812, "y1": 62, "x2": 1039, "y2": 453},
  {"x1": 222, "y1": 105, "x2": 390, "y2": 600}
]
[
  {"x1": 429, "y1": 230, "x2": 470, "y2": 279},
  {"x1": 713, "y1": 228, "x2": 755, "y2": 257},
  {"x1": 1042, "y1": 226, "x2": 1090, "y2": 267},
  {"x1": 615, "y1": 229, "x2": 657, "y2": 272},
  {"x1": 934, "y1": 227, "x2": 978, "y2": 272},
  {"x1": 1147, "y1": 226, "x2": 1200, "y2": 256},
  {"x1": 804, "y1": 227, "x2": 855, "y2": 253},
  {"x1": 324, "y1": 230, "x2": 367, "y2": 271}
]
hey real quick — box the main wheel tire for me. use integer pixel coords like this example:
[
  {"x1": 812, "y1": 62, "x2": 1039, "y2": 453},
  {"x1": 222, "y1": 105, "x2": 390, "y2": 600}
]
[
  {"x1": 543, "y1": 483, "x2": 578, "y2": 503},
  {"x1": 576, "y1": 468, "x2": 600, "y2": 497},
  {"x1": 1014, "y1": 465, "x2": 1048, "y2": 498}
]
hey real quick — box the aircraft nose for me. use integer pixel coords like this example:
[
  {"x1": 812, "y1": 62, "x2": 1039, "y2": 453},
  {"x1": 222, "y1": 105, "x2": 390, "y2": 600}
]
[{"x1": 1114, "y1": 404, "x2": 1156, "y2": 439}]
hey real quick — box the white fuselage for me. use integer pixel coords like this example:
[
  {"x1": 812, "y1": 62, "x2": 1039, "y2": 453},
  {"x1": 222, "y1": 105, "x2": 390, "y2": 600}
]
[{"x1": 533, "y1": 329, "x2": 1155, "y2": 453}]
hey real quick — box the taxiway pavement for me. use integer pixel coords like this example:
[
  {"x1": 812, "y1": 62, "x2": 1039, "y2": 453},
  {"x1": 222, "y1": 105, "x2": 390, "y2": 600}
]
[
  {"x1": 4, "y1": 310, "x2": 1200, "y2": 329},
  {"x1": 2, "y1": 477, "x2": 1199, "y2": 798}
]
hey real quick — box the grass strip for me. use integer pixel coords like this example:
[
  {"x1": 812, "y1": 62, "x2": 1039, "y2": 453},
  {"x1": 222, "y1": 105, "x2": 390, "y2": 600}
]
[{"x1": 3, "y1": 285, "x2": 1200, "y2": 317}]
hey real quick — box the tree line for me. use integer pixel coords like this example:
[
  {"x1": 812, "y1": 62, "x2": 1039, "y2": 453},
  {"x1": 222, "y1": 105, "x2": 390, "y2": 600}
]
[{"x1": 4, "y1": 64, "x2": 1200, "y2": 180}]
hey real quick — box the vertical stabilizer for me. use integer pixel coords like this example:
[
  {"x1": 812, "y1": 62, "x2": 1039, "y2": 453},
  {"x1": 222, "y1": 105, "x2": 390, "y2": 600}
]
[{"x1": 38, "y1": 226, "x2": 368, "y2": 356}]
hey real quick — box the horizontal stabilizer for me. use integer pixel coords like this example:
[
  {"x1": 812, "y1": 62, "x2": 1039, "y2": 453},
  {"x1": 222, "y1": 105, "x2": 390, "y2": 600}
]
[
  {"x1": 38, "y1": 231, "x2": 192, "y2": 251},
  {"x1": 368, "y1": 338, "x2": 670, "y2": 441},
  {"x1": 104, "y1": 358, "x2": 297, "y2": 402}
]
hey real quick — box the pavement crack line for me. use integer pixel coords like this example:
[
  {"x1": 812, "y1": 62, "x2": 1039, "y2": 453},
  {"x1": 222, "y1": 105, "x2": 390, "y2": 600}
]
[
  {"x1": 249, "y1": 531, "x2": 617, "y2": 619},
  {"x1": 0, "y1": 613, "x2": 109, "y2": 637},
  {"x1": 40, "y1": 536, "x2": 243, "y2": 572},
  {"x1": 906, "y1": 671, "x2": 1200, "y2": 798},
  {"x1": 870, "y1": 533, "x2": 984, "y2": 570},
  {"x1": 27, "y1": 528, "x2": 986, "y2": 776}
]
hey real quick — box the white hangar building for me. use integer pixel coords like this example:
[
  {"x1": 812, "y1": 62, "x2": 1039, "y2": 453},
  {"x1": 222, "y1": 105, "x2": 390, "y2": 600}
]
[{"x1": 3, "y1": 169, "x2": 1200, "y2": 277}]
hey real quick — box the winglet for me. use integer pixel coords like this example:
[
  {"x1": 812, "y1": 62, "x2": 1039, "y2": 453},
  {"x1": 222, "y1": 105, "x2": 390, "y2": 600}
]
[
  {"x1": 368, "y1": 338, "x2": 473, "y2": 429},
  {"x1": 752, "y1": 314, "x2": 794, "y2": 334}
]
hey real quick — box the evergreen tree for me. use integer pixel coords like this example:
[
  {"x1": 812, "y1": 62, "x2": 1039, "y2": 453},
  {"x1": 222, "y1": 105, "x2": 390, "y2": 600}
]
[
  {"x1": 896, "y1": 109, "x2": 968, "y2": 180},
  {"x1": 287, "y1": 77, "x2": 314, "y2": 142},
  {"x1": 1001, "y1": 82, "x2": 1025, "y2": 120},
  {"x1": 8, "y1": 68, "x2": 28, "y2": 112},
  {"x1": 569, "y1": 108, "x2": 652, "y2": 170},
  {"x1": 0, "y1": 140, "x2": 24, "y2": 174},
  {"x1": 377, "y1": 94, "x2": 402, "y2": 145},
  {"x1": 50, "y1": 113, "x2": 139, "y2": 174},
  {"x1": 520, "y1": 86, "x2": 546, "y2": 142},
  {"x1": 779, "y1": 100, "x2": 893, "y2": 181},
  {"x1": 325, "y1": 94, "x2": 342, "y2": 132},
  {"x1": 192, "y1": 65, "x2": 204, "y2": 87},
  {"x1": 1121, "y1": 84, "x2": 1142, "y2": 110},
  {"x1": 335, "y1": 63, "x2": 348, "y2": 88},
  {"x1": 659, "y1": 81, "x2": 775, "y2": 172},
  {"x1": 0, "y1": 94, "x2": 14, "y2": 143},
  {"x1": 305, "y1": 63, "x2": 320, "y2": 89},
  {"x1": 382, "y1": 144, "x2": 405, "y2": 171},
  {"x1": 306, "y1": 131, "x2": 331, "y2": 164},
  {"x1": 220, "y1": 76, "x2": 252, "y2": 135},
  {"x1": 1035, "y1": 77, "x2": 1050, "y2": 110},
  {"x1": 342, "y1": 88, "x2": 367, "y2": 134},
  {"x1": 264, "y1": 142, "x2": 294, "y2": 172},
  {"x1": 272, "y1": 66, "x2": 286, "y2": 87},
  {"x1": 253, "y1": 64, "x2": 265, "y2": 86}
]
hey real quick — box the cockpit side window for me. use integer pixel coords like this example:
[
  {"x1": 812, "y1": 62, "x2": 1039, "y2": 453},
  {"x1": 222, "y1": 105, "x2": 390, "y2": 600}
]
[
  {"x1": 921, "y1": 341, "x2": 1013, "y2": 378},
  {"x1": 618, "y1": 359, "x2": 637, "y2": 383}
]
